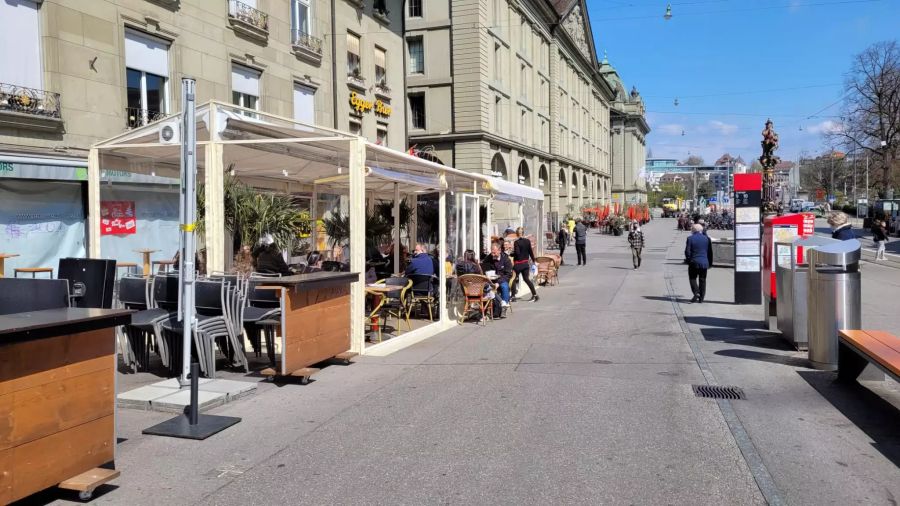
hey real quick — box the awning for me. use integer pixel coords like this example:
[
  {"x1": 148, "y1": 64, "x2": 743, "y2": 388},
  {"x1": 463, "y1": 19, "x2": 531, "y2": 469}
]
[
  {"x1": 485, "y1": 177, "x2": 544, "y2": 201},
  {"x1": 367, "y1": 166, "x2": 442, "y2": 190}
]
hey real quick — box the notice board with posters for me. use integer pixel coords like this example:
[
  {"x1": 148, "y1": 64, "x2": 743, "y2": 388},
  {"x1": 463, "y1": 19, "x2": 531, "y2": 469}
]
[
  {"x1": 100, "y1": 201, "x2": 137, "y2": 235},
  {"x1": 733, "y1": 173, "x2": 762, "y2": 304}
]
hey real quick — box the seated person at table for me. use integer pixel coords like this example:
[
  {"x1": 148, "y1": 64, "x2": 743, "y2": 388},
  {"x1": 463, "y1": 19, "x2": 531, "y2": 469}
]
[
  {"x1": 253, "y1": 237, "x2": 294, "y2": 276},
  {"x1": 405, "y1": 243, "x2": 435, "y2": 277},
  {"x1": 481, "y1": 243, "x2": 513, "y2": 316},
  {"x1": 306, "y1": 251, "x2": 324, "y2": 269},
  {"x1": 455, "y1": 249, "x2": 483, "y2": 275}
]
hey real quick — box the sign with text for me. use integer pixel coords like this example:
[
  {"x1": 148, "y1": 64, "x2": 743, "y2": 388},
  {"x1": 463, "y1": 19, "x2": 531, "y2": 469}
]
[
  {"x1": 349, "y1": 92, "x2": 392, "y2": 117},
  {"x1": 100, "y1": 201, "x2": 136, "y2": 235},
  {"x1": 733, "y1": 173, "x2": 762, "y2": 304}
]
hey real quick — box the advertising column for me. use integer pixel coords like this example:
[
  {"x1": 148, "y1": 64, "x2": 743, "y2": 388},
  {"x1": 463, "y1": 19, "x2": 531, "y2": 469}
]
[{"x1": 733, "y1": 173, "x2": 762, "y2": 304}]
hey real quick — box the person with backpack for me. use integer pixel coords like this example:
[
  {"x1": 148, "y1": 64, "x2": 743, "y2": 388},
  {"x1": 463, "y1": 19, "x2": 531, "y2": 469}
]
[{"x1": 627, "y1": 221, "x2": 645, "y2": 269}]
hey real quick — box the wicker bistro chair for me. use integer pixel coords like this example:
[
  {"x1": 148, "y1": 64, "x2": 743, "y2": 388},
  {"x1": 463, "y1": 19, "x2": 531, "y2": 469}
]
[
  {"x1": 380, "y1": 277, "x2": 413, "y2": 333},
  {"x1": 407, "y1": 273, "x2": 438, "y2": 321},
  {"x1": 457, "y1": 274, "x2": 494, "y2": 325},
  {"x1": 535, "y1": 256, "x2": 558, "y2": 286}
]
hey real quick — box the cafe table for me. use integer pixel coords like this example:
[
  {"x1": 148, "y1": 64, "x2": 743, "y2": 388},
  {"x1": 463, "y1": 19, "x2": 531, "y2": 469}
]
[
  {"x1": 0, "y1": 253, "x2": 20, "y2": 278},
  {"x1": 0, "y1": 307, "x2": 132, "y2": 502},
  {"x1": 256, "y1": 271, "x2": 360, "y2": 383},
  {"x1": 133, "y1": 249, "x2": 160, "y2": 277}
]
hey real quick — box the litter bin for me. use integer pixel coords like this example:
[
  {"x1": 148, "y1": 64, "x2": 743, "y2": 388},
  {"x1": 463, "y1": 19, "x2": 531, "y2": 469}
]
[
  {"x1": 807, "y1": 240, "x2": 862, "y2": 370},
  {"x1": 777, "y1": 236, "x2": 839, "y2": 350}
]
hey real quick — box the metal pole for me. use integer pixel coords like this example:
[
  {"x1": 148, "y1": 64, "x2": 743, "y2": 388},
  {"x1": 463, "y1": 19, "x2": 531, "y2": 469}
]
[
  {"x1": 179, "y1": 78, "x2": 197, "y2": 386},
  {"x1": 393, "y1": 182, "x2": 400, "y2": 274},
  {"x1": 865, "y1": 155, "x2": 869, "y2": 203}
]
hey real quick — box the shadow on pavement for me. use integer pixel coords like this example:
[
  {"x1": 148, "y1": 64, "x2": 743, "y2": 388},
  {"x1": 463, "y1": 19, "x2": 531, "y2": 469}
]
[
  {"x1": 798, "y1": 370, "x2": 900, "y2": 467},
  {"x1": 714, "y1": 348, "x2": 811, "y2": 368}
]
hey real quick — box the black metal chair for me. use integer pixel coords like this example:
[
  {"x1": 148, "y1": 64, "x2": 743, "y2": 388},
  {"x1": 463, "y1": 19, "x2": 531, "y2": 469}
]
[
  {"x1": 242, "y1": 279, "x2": 282, "y2": 366},
  {"x1": 123, "y1": 275, "x2": 177, "y2": 373}
]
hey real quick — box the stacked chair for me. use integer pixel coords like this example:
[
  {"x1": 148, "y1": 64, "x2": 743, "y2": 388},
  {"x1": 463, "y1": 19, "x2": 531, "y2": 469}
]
[
  {"x1": 119, "y1": 274, "x2": 178, "y2": 373},
  {"x1": 242, "y1": 273, "x2": 283, "y2": 366}
]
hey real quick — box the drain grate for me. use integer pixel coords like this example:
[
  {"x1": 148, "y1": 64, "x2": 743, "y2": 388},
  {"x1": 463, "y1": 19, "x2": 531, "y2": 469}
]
[{"x1": 692, "y1": 384, "x2": 746, "y2": 400}]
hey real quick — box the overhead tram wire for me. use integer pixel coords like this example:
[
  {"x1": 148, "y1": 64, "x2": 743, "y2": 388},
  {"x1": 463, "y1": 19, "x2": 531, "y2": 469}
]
[{"x1": 592, "y1": 0, "x2": 886, "y2": 21}]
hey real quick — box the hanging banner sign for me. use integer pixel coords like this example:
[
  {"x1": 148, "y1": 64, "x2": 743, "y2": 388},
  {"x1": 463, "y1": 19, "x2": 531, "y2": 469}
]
[{"x1": 100, "y1": 200, "x2": 137, "y2": 235}]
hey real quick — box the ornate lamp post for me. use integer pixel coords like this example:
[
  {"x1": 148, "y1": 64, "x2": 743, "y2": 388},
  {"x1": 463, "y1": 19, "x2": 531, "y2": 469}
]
[{"x1": 759, "y1": 119, "x2": 781, "y2": 215}]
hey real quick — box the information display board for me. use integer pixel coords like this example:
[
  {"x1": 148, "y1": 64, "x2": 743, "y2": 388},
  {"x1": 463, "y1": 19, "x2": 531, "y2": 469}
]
[{"x1": 733, "y1": 173, "x2": 762, "y2": 304}]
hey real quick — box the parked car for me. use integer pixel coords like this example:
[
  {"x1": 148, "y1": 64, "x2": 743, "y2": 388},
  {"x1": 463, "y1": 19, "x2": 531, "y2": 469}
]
[{"x1": 801, "y1": 202, "x2": 819, "y2": 212}]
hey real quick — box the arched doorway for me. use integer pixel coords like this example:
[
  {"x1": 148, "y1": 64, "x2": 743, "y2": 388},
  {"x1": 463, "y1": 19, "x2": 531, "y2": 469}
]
[
  {"x1": 490, "y1": 153, "x2": 507, "y2": 179},
  {"x1": 538, "y1": 165, "x2": 549, "y2": 194},
  {"x1": 582, "y1": 174, "x2": 589, "y2": 201},
  {"x1": 558, "y1": 168, "x2": 568, "y2": 199},
  {"x1": 517, "y1": 160, "x2": 531, "y2": 186}
]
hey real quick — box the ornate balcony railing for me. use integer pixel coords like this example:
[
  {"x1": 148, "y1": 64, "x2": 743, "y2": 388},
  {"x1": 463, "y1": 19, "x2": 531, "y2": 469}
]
[
  {"x1": 291, "y1": 30, "x2": 323, "y2": 56},
  {"x1": 227, "y1": 0, "x2": 268, "y2": 34},
  {"x1": 0, "y1": 83, "x2": 61, "y2": 119},
  {"x1": 125, "y1": 107, "x2": 166, "y2": 129}
]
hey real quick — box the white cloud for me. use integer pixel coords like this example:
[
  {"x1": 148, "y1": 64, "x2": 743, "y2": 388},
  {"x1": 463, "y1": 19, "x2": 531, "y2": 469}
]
[
  {"x1": 807, "y1": 120, "x2": 845, "y2": 135},
  {"x1": 657, "y1": 123, "x2": 684, "y2": 136},
  {"x1": 708, "y1": 120, "x2": 739, "y2": 136}
]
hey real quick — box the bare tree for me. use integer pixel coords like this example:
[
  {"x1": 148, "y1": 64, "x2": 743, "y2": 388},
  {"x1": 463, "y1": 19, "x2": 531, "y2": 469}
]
[
  {"x1": 681, "y1": 154, "x2": 704, "y2": 166},
  {"x1": 829, "y1": 40, "x2": 900, "y2": 194}
]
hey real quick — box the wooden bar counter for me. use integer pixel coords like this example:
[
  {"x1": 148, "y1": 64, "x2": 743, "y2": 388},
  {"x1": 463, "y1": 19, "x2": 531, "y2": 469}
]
[
  {"x1": 0, "y1": 308, "x2": 132, "y2": 503},
  {"x1": 259, "y1": 271, "x2": 359, "y2": 380}
]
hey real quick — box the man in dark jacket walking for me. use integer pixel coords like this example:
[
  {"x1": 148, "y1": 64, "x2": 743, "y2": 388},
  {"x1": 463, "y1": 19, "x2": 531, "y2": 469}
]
[
  {"x1": 574, "y1": 217, "x2": 588, "y2": 265},
  {"x1": 827, "y1": 211, "x2": 856, "y2": 241},
  {"x1": 685, "y1": 223, "x2": 713, "y2": 303}
]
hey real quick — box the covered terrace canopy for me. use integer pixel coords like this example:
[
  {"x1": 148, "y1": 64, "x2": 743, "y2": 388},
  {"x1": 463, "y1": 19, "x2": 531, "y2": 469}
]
[{"x1": 88, "y1": 100, "x2": 543, "y2": 353}]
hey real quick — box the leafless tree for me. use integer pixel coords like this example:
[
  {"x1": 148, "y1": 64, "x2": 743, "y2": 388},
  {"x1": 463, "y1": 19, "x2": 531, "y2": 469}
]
[
  {"x1": 829, "y1": 40, "x2": 900, "y2": 195},
  {"x1": 681, "y1": 154, "x2": 704, "y2": 166}
]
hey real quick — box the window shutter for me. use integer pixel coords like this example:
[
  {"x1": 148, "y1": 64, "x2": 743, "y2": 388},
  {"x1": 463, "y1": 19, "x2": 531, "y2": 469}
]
[
  {"x1": 0, "y1": 0, "x2": 42, "y2": 89},
  {"x1": 231, "y1": 64, "x2": 260, "y2": 96},
  {"x1": 124, "y1": 29, "x2": 170, "y2": 77}
]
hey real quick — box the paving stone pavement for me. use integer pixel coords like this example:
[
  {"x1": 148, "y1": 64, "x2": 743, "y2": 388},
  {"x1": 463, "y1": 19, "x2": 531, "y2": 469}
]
[{"x1": 39, "y1": 219, "x2": 900, "y2": 505}]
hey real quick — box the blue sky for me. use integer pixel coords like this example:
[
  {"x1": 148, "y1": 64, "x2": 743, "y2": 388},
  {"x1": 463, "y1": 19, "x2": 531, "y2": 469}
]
[{"x1": 587, "y1": 0, "x2": 900, "y2": 164}]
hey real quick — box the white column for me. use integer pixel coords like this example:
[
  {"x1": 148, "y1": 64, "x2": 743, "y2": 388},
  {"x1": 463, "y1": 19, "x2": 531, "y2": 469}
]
[
  {"x1": 204, "y1": 102, "x2": 226, "y2": 273},
  {"x1": 393, "y1": 183, "x2": 400, "y2": 275},
  {"x1": 348, "y1": 138, "x2": 366, "y2": 353},
  {"x1": 87, "y1": 148, "x2": 101, "y2": 258},
  {"x1": 438, "y1": 176, "x2": 448, "y2": 324}
]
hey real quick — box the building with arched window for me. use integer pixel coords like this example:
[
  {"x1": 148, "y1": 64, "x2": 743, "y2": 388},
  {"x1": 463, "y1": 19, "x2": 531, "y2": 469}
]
[
  {"x1": 600, "y1": 57, "x2": 650, "y2": 205},
  {"x1": 404, "y1": 0, "x2": 637, "y2": 224}
]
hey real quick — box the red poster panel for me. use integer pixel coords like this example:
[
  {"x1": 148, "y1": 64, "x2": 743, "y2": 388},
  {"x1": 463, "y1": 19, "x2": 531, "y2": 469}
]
[{"x1": 100, "y1": 201, "x2": 137, "y2": 235}]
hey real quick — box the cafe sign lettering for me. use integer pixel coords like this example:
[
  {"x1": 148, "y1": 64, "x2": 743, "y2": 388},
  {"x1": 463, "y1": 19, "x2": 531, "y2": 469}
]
[{"x1": 350, "y1": 92, "x2": 392, "y2": 117}]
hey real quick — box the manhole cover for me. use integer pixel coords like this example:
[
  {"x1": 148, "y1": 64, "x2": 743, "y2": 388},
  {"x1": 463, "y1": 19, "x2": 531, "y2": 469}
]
[{"x1": 692, "y1": 384, "x2": 746, "y2": 400}]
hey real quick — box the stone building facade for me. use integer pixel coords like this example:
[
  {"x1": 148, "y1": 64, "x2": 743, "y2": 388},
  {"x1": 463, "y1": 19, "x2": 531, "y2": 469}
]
[
  {"x1": 600, "y1": 58, "x2": 650, "y2": 205},
  {"x1": 0, "y1": 0, "x2": 407, "y2": 166},
  {"x1": 404, "y1": 0, "x2": 618, "y2": 220}
]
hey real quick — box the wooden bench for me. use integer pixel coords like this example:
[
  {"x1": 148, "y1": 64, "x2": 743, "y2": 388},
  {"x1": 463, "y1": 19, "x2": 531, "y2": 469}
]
[
  {"x1": 14, "y1": 267, "x2": 53, "y2": 278},
  {"x1": 837, "y1": 330, "x2": 900, "y2": 382}
]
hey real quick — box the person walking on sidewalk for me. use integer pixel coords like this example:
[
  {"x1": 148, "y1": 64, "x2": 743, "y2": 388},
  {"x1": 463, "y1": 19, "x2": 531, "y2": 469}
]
[
  {"x1": 557, "y1": 223, "x2": 569, "y2": 265},
  {"x1": 627, "y1": 220, "x2": 645, "y2": 269},
  {"x1": 574, "y1": 217, "x2": 588, "y2": 266},
  {"x1": 685, "y1": 223, "x2": 713, "y2": 303},
  {"x1": 567, "y1": 217, "x2": 576, "y2": 246},
  {"x1": 873, "y1": 219, "x2": 889, "y2": 261},
  {"x1": 511, "y1": 227, "x2": 539, "y2": 302}
]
